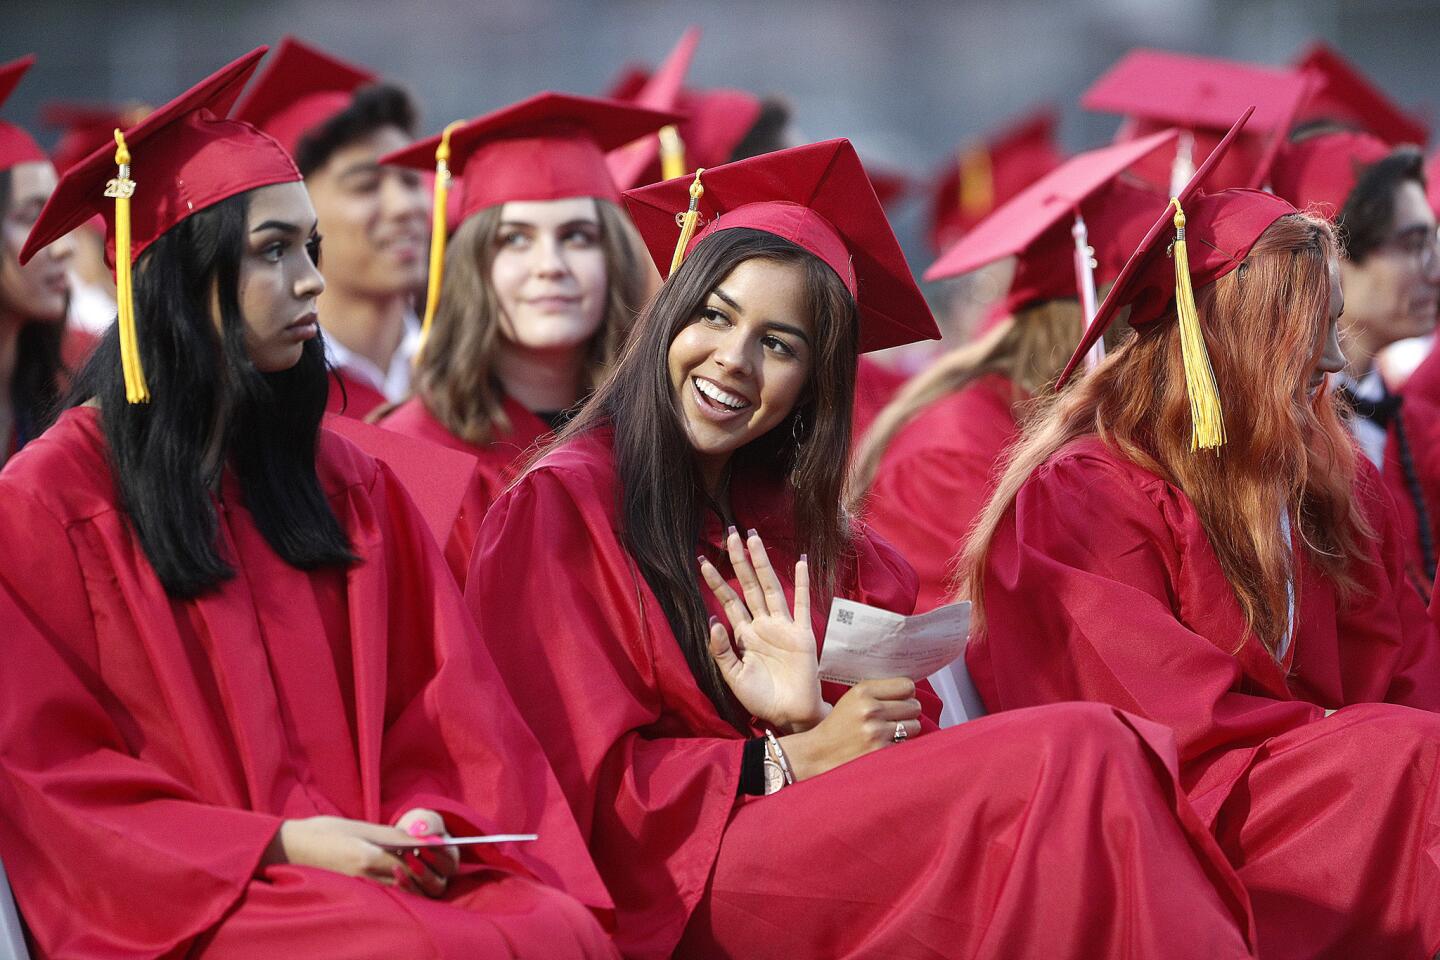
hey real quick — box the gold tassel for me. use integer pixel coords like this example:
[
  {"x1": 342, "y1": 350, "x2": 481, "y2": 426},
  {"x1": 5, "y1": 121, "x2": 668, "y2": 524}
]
[
  {"x1": 416, "y1": 120, "x2": 464, "y2": 364},
  {"x1": 658, "y1": 125, "x2": 686, "y2": 181},
  {"x1": 958, "y1": 145, "x2": 993, "y2": 218},
  {"x1": 1169, "y1": 198, "x2": 1225, "y2": 451},
  {"x1": 668, "y1": 168, "x2": 706, "y2": 276},
  {"x1": 104, "y1": 129, "x2": 147, "y2": 404}
]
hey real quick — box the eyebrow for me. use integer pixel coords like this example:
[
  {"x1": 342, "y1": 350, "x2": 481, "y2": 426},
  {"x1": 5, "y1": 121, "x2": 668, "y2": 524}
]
[
  {"x1": 710, "y1": 287, "x2": 813, "y2": 346},
  {"x1": 337, "y1": 159, "x2": 383, "y2": 180},
  {"x1": 497, "y1": 218, "x2": 600, "y2": 231},
  {"x1": 250, "y1": 219, "x2": 318, "y2": 236}
]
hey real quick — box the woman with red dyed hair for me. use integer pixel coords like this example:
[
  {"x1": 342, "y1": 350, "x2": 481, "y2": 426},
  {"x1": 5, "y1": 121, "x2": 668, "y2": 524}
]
[{"x1": 966, "y1": 119, "x2": 1440, "y2": 959}]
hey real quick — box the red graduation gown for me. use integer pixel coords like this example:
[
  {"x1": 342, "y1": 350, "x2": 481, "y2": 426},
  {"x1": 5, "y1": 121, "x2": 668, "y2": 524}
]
[
  {"x1": 0, "y1": 407, "x2": 616, "y2": 960},
  {"x1": 325, "y1": 367, "x2": 388, "y2": 421},
  {"x1": 851, "y1": 356, "x2": 907, "y2": 441},
  {"x1": 466, "y1": 430, "x2": 1257, "y2": 960},
  {"x1": 862, "y1": 373, "x2": 1022, "y2": 611},
  {"x1": 971, "y1": 436, "x2": 1440, "y2": 960},
  {"x1": 379, "y1": 394, "x2": 554, "y2": 581}
]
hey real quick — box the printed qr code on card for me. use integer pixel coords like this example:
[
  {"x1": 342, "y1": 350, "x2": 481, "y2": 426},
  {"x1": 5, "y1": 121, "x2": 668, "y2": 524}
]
[{"x1": 837, "y1": 608, "x2": 853, "y2": 625}]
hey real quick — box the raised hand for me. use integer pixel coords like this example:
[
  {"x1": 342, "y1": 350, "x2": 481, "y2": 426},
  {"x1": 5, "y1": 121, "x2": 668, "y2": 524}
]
[{"x1": 700, "y1": 528, "x2": 826, "y2": 732}]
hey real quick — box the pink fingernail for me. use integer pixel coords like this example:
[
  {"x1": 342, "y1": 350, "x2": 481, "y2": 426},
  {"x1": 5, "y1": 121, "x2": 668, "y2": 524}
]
[
  {"x1": 407, "y1": 820, "x2": 434, "y2": 838},
  {"x1": 727, "y1": 525, "x2": 738, "y2": 537},
  {"x1": 697, "y1": 554, "x2": 708, "y2": 566},
  {"x1": 800, "y1": 553, "x2": 808, "y2": 564},
  {"x1": 709, "y1": 615, "x2": 720, "y2": 628},
  {"x1": 392, "y1": 866, "x2": 410, "y2": 887},
  {"x1": 746, "y1": 528, "x2": 758, "y2": 539}
]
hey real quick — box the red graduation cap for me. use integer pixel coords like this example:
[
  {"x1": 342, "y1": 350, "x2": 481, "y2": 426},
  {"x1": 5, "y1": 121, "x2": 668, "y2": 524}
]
[
  {"x1": 1292, "y1": 42, "x2": 1429, "y2": 146},
  {"x1": 607, "y1": 27, "x2": 700, "y2": 189},
  {"x1": 21, "y1": 47, "x2": 300, "y2": 404},
  {"x1": 1083, "y1": 49, "x2": 1317, "y2": 192},
  {"x1": 924, "y1": 129, "x2": 1176, "y2": 283},
  {"x1": 381, "y1": 92, "x2": 679, "y2": 355},
  {"x1": 1269, "y1": 131, "x2": 1390, "y2": 221},
  {"x1": 622, "y1": 138, "x2": 940, "y2": 353},
  {"x1": 1059, "y1": 108, "x2": 1299, "y2": 451},
  {"x1": 926, "y1": 106, "x2": 1063, "y2": 254},
  {"x1": 604, "y1": 34, "x2": 762, "y2": 191},
  {"x1": 42, "y1": 101, "x2": 153, "y2": 173},
  {"x1": 231, "y1": 36, "x2": 377, "y2": 156},
  {"x1": 0, "y1": 56, "x2": 47, "y2": 173}
]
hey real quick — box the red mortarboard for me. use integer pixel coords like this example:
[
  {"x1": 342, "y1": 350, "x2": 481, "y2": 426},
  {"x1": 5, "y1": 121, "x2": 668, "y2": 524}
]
[
  {"x1": 1083, "y1": 50, "x2": 1318, "y2": 192},
  {"x1": 605, "y1": 29, "x2": 762, "y2": 190},
  {"x1": 42, "y1": 101, "x2": 153, "y2": 173},
  {"x1": 1059, "y1": 108, "x2": 1300, "y2": 454},
  {"x1": 22, "y1": 47, "x2": 297, "y2": 266},
  {"x1": 866, "y1": 166, "x2": 910, "y2": 210},
  {"x1": 926, "y1": 106, "x2": 1063, "y2": 254},
  {"x1": 1292, "y1": 42, "x2": 1429, "y2": 146},
  {"x1": 1269, "y1": 131, "x2": 1390, "y2": 221},
  {"x1": 382, "y1": 92, "x2": 679, "y2": 220},
  {"x1": 925, "y1": 129, "x2": 1176, "y2": 283},
  {"x1": 231, "y1": 36, "x2": 377, "y2": 156},
  {"x1": 0, "y1": 56, "x2": 47, "y2": 173},
  {"x1": 623, "y1": 138, "x2": 940, "y2": 353},
  {"x1": 608, "y1": 27, "x2": 700, "y2": 189},
  {"x1": 21, "y1": 47, "x2": 300, "y2": 404}
]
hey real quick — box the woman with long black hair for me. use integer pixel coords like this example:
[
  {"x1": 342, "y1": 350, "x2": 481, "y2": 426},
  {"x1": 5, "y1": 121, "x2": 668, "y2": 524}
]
[
  {"x1": 0, "y1": 55, "x2": 74, "y2": 466},
  {"x1": 0, "y1": 49, "x2": 615, "y2": 959},
  {"x1": 466, "y1": 139, "x2": 1259, "y2": 960}
]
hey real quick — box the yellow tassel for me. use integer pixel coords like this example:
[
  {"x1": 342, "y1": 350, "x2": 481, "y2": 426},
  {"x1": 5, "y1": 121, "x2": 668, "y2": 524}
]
[
  {"x1": 958, "y1": 145, "x2": 993, "y2": 218},
  {"x1": 668, "y1": 168, "x2": 706, "y2": 276},
  {"x1": 658, "y1": 125, "x2": 686, "y2": 181},
  {"x1": 416, "y1": 120, "x2": 464, "y2": 364},
  {"x1": 104, "y1": 129, "x2": 147, "y2": 404},
  {"x1": 1169, "y1": 198, "x2": 1225, "y2": 451}
]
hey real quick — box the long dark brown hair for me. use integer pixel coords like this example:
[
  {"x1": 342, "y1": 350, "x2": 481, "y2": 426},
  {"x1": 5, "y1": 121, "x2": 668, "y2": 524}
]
[
  {"x1": 562, "y1": 227, "x2": 860, "y2": 728},
  {"x1": 394, "y1": 199, "x2": 645, "y2": 442},
  {"x1": 966, "y1": 213, "x2": 1366, "y2": 655}
]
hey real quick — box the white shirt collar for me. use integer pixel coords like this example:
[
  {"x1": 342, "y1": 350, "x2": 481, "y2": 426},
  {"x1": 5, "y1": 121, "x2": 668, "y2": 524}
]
[{"x1": 322, "y1": 312, "x2": 421, "y2": 403}]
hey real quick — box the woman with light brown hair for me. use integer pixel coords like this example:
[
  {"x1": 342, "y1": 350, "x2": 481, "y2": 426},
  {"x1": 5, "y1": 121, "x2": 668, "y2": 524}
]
[
  {"x1": 375, "y1": 93, "x2": 668, "y2": 575},
  {"x1": 966, "y1": 119, "x2": 1440, "y2": 959},
  {"x1": 853, "y1": 136, "x2": 1168, "y2": 611}
]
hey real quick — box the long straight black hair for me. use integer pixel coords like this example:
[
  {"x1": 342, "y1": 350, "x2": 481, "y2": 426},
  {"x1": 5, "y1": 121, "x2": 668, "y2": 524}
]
[
  {"x1": 562, "y1": 228, "x2": 860, "y2": 729},
  {"x1": 0, "y1": 168, "x2": 66, "y2": 449},
  {"x1": 66, "y1": 190, "x2": 355, "y2": 598}
]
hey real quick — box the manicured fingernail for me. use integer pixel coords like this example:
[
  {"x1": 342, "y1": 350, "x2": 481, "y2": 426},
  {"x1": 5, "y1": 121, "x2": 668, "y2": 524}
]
[
  {"x1": 800, "y1": 553, "x2": 808, "y2": 564},
  {"x1": 407, "y1": 820, "x2": 433, "y2": 838},
  {"x1": 697, "y1": 554, "x2": 708, "y2": 566},
  {"x1": 392, "y1": 866, "x2": 410, "y2": 886},
  {"x1": 708, "y1": 616, "x2": 720, "y2": 628},
  {"x1": 746, "y1": 528, "x2": 758, "y2": 539},
  {"x1": 727, "y1": 525, "x2": 738, "y2": 538}
]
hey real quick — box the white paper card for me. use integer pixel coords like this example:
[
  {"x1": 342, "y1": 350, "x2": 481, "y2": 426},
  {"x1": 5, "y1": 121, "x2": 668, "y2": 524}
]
[{"x1": 819, "y1": 598, "x2": 972, "y2": 686}]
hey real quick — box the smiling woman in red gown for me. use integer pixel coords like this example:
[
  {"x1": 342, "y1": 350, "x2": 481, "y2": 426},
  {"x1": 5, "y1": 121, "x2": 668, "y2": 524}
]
[
  {"x1": 466, "y1": 139, "x2": 1259, "y2": 960},
  {"x1": 0, "y1": 50, "x2": 616, "y2": 959},
  {"x1": 966, "y1": 117, "x2": 1440, "y2": 959},
  {"x1": 372, "y1": 95, "x2": 667, "y2": 578}
]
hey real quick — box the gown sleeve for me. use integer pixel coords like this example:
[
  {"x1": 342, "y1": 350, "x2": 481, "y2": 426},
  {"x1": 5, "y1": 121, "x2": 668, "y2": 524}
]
[
  {"x1": 0, "y1": 485, "x2": 283, "y2": 960},
  {"x1": 465, "y1": 467, "x2": 744, "y2": 960}
]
